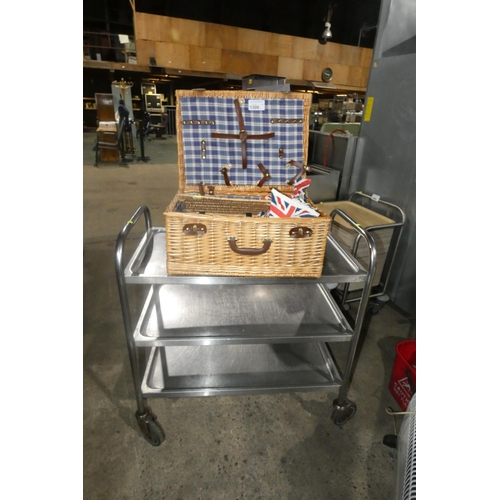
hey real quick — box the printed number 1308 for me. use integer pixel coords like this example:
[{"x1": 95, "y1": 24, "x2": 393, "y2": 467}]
[{"x1": 248, "y1": 100, "x2": 265, "y2": 111}]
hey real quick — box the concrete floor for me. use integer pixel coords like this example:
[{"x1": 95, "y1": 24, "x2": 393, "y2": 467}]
[{"x1": 83, "y1": 130, "x2": 415, "y2": 500}]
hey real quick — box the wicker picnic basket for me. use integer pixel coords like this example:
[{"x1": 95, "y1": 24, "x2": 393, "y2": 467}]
[{"x1": 164, "y1": 89, "x2": 331, "y2": 278}]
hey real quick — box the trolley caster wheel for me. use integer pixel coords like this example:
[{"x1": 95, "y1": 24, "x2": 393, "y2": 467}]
[
  {"x1": 341, "y1": 303, "x2": 351, "y2": 312},
  {"x1": 383, "y1": 434, "x2": 398, "y2": 449},
  {"x1": 331, "y1": 398, "x2": 357, "y2": 426},
  {"x1": 367, "y1": 297, "x2": 388, "y2": 316},
  {"x1": 367, "y1": 303, "x2": 382, "y2": 316},
  {"x1": 135, "y1": 408, "x2": 165, "y2": 446}
]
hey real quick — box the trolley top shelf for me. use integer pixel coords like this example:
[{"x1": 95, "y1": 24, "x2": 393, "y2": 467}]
[{"x1": 122, "y1": 228, "x2": 368, "y2": 285}]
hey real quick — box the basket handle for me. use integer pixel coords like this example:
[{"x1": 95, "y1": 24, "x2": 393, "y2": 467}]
[{"x1": 227, "y1": 237, "x2": 272, "y2": 256}]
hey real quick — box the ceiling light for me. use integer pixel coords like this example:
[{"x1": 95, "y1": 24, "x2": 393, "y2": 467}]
[
  {"x1": 320, "y1": 3, "x2": 334, "y2": 42},
  {"x1": 322, "y1": 22, "x2": 332, "y2": 39}
]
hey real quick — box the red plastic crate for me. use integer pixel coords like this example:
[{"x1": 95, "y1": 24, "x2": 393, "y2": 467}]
[{"x1": 389, "y1": 339, "x2": 416, "y2": 411}]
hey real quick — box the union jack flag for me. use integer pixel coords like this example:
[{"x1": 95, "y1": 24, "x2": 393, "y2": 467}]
[
  {"x1": 268, "y1": 189, "x2": 319, "y2": 218},
  {"x1": 293, "y1": 178, "x2": 312, "y2": 202},
  {"x1": 269, "y1": 190, "x2": 296, "y2": 218}
]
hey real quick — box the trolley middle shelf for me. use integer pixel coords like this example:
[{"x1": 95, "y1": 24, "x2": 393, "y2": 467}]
[{"x1": 134, "y1": 283, "x2": 354, "y2": 346}]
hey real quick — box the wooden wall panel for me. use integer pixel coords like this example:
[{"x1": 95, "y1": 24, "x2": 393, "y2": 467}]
[
  {"x1": 134, "y1": 14, "x2": 373, "y2": 89},
  {"x1": 302, "y1": 59, "x2": 323, "y2": 81},
  {"x1": 169, "y1": 18, "x2": 206, "y2": 47},
  {"x1": 157, "y1": 16, "x2": 173, "y2": 43},
  {"x1": 205, "y1": 23, "x2": 238, "y2": 50},
  {"x1": 347, "y1": 66, "x2": 364, "y2": 86},
  {"x1": 135, "y1": 13, "x2": 162, "y2": 42},
  {"x1": 277, "y1": 57, "x2": 304, "y2": 80},
  {"x1": 154, "y1": 42, "x2": 190, "y2": 70},
  {"x1": 189, "y1": 46, "x2": 222, "y2": 72},
  {"x1": 361, "y1": 48, "x2": 374, "y2": 68},
  {"x1": 339, "y1": 44, "x2": 362, "y2": 67},
  {"x1": 236, "y1": 28, "x2": 271, "y2": 55},
  {"x1": 221, "y1": 50, "x2": 278, "y2": 76},
  {"x1": 317, "y1": 41, "x2": 342, "y2": 64},
  {"x1": 138, "y1": 16, "x2": 206, "y2": 46},
  {"x1": 136, "y1": 39, "x2": 156, "y2": 66},
  {"x1": 291, "y1": 37, "x2": 317, "y2": 60},
  {"x1": 330, "y1": 64, "x2": 350, "y2": 85},
  {"x1": 134, "y1": 13, "x2": 147, "y2": 39},
  {"x1": 267, "y1": 34, "x2": 293, "y2": 58}
]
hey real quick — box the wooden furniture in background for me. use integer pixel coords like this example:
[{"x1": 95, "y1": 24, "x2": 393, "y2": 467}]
[{"x1": 95, "y1": 93, "x2": 120, "y2": 163}]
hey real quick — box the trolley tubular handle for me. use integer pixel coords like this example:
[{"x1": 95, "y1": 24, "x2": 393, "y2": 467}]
[
  {"x1": 349, "y1": 191, "x2": 406, "y2": 227},
  {"x1": 115, "y1": 205, "x2": 152, "y2": 278},
  {"x1": 114, "y1": 206, "x2": 152, "y2": 415},
  {"x1": 348, "y1": 191, "x2": 406, "y2": 297}
]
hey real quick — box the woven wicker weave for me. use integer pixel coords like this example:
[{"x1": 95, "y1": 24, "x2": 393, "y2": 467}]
[{"x1": 164, "y1": 90, "x2": 330, "y2": 278}]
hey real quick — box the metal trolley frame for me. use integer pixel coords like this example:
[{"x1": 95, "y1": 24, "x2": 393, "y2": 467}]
[
  {"x1": 332, "y1": 191, "x2": 406, "y2": 315},
  {"x1": 115, "y1": 205, "x2": 377, "y2": 446}
]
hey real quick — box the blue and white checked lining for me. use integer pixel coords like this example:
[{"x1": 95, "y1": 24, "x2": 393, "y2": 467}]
[{"x1": 180, "y1": 96, "x2": 305, "y2": 186}]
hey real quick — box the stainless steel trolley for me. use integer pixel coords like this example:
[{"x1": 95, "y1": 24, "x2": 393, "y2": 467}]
[
  {"x1": 115, "y1": 205, "x2": 377, "y2": 446},
  {"x1": 329, "y1": 191, "x2": 406, "y2": 316}
]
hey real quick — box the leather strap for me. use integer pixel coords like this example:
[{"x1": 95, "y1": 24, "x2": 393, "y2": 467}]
[
  {"x1": 256, "y1": 163, "x2": 271, "y2": 187},
  {"x1": 234, "y1": 98, "x2": 245, "y2": 135},
  {"x1": 211, "y1": 99, "x2": 275, "y2": 169},
  {"x1": 220, "y1": 166, "x2": 232, "y2": 186},
  {"x1": 286, "y1": 160, "x2": 310, "y2": 186},
  {"x1": 211, "y1": 132, "x2": 276, "y2": 140},
  {"x1": 235, "y1": 99, "x2": 248, "y2": 168},
  {"x1": 198, "y1": 182, "x2": 215, "y2": 195}
]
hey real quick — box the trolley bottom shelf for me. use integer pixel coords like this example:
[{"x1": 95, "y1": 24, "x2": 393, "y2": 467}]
[{"x1": 141, "y1": 343, "x2": 342, "y2": 397}]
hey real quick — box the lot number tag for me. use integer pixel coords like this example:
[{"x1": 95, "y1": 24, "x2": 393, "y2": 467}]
[{"x1": 248, "y1": 99, "x2": 265, "y2": 111}]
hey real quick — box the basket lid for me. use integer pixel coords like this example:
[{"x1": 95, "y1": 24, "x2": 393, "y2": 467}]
[{"x1": 176, "y1": 90, "x2": 312, "y2": 195}]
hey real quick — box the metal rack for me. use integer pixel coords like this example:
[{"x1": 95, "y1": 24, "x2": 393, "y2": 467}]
[
  {"x1": 331, "y1": 192, "x2": 406, "y2": 315},
  {"x1": 115, "y1": 205, "x2": 377, "y2": 446}
]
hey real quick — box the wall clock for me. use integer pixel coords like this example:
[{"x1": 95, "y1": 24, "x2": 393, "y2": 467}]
[{"x1": 321, "y1": 67, "x2": 333, "y2": 82}]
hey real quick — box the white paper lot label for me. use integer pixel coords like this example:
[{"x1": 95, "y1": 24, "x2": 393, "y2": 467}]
[{"x1": 248, "y1": 99, "x2": 265, "y2": 111}]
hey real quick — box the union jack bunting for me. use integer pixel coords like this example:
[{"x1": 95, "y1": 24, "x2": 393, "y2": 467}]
[
  {"x1": 293, "y1": 177, "x2": 312, "y2": 203},
  {"x1": 268, "y1": 189, "x2": 319, "y2": 218}
]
